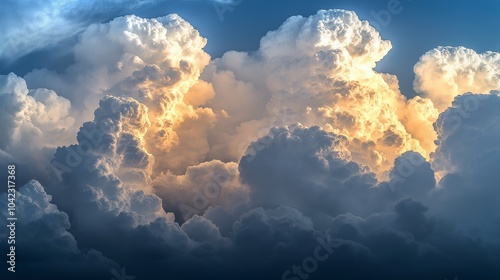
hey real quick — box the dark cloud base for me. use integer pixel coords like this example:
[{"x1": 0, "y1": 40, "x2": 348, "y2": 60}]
[{"x1": 4, "y1": 120, "x2": 500, "y2": 280}]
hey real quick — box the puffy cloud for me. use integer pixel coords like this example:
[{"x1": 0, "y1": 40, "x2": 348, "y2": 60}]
[
  {"x1": 204, "y1": 9, "x2": 435, "y2": 176},
  {"x1": 153, "y1": 160, "x2": 248, "y2": 223},
  {"x1": 433, "y1": 92, "x2": 498, "y2": 174},
  {"x1": 399, "y1": 96, "x2": 439, "y2": 156},
  {"x1": 47, "y1": 94, "x2": 204, "y2": 272},
  {"x1": 322, "y1": 198, "x2": 500, "y2": 280},
  {"x1": 25, "y1": 14, "x2": 217, "y2": 174},
  {"x1": 3, "y1": 7, "x2": 500, "y2": 280},
  {"x1": 41, "y1": 115, "x2": 328, "y2": 279},
  {"x1": 0, "y1": 73, "x2": 75, "y2": 182},
  {"x1": 13, "y1": 16, "x2": 237, "y2": 275},
  {"x1": 0, "y1": 180, "x2": 117, "y2": 280},
  {"x1": 414, "y1": 46, "x2": 500, "y2": 111},
  {"x1": 239, "y1": 125, "x2": 378, "y2": 220},
  {"x1": 231, "y1": 124, "x2": 500, "y2": 279},
  {"x1": 51, "y1": 95, "x2": 167, "y2": 222},
  {"x1": 150, "y1": 117, "x2": 500, "y2": 279},
  {"x1": 6, "y1": 108, "x2": 500, "y2": 280},
  {"x1": 239, "y1": 125, "x2": 440, "y2": 233},
  {"x1": 17, "y1": 8, "x2": 449, "y2": 179},
  {"x1": 232, "y1": 206, "x2": 315, "y2": 248},
  {"x1": 431, "y1": 92, "x2": 500, "y2": 242},
  {"x1": 0, "y1": 73, "x2": 74, "y2": 148},
  {"x1": 46, "y1": 103, "x2": 469, "y2": 280}
]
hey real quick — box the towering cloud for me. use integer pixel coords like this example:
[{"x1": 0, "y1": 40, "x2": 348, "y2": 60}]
[
  {"x1": 204, "y1": 9, "x2": 437, "y2": 176},
  {"x1": 25, "y1": 14, "x2": 218, "y2": 174},
  {"x1": 20, "y1": 9, "x2": 454, "y2": 179},
  {"x1": 0, "y1": 180, "x2": 116, "y2": 280},
  {"x1": 1, "y1": 7, "x2": 500, "y2": 280},
  {"x1": 49, "y1": 95, "x2": 198, "y2": 272},
  {"x1": 51, "y1": 95, "x2": 169, "y2": 222}
]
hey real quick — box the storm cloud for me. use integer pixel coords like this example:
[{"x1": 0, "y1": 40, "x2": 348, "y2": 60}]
[{"x1": 1, "y1": 7, "x2": 500, "y2": 280}]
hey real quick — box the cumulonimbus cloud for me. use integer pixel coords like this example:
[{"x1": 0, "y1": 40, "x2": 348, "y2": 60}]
[
  {"x1": 25, "y1": 14, "x2": 218, "y2": 174},
  {"x1": 203, "y1": 9, "x2": 439, "y2": 176},
  {"x1": 2, "y1": 8, "x2": 500, "y2": 280}
]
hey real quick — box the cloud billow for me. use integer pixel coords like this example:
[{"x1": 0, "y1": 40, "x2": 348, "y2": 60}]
[{"x1": 2, "y1": 8, "x2": 500, "y2": 280}]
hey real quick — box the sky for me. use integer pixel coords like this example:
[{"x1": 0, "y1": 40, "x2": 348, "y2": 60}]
[{"x1": 1, "y1": 1, "x2": 500, "y2": 279}]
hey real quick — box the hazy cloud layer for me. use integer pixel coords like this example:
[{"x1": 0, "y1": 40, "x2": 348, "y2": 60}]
[
  {"x1": 25, "y1": 14, "x2": 218, "y2": 174},
  {"x1": 0, "y1": 0, "x2": 164, "y2": 61}
]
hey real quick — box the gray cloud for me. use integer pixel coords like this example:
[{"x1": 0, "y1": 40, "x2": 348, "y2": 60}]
[
  {"x1": 431, "y1": 92, "x2": 500, "y2": 244},
  {"x1": 0, "y1": 180, "x2": 117, "y2": 280}
]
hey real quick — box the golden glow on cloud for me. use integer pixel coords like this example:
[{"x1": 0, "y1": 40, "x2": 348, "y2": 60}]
[
  {"x1": 203, "y1": 10, "x2": 439, "y2": 177},
  {"x1": 18, "y1": 10, "x2": 500, "y2": 183}
]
